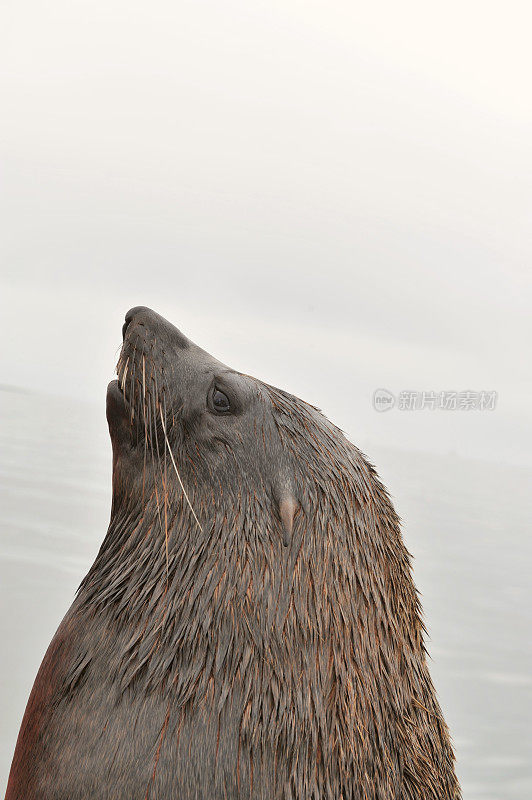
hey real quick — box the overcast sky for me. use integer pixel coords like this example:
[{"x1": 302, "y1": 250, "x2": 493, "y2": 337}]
[{"x1": 1, "y1": 1, "x2": 531, "y2": 465}]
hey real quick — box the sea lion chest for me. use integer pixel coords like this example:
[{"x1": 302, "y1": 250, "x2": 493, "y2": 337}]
[{"x1": 10, "y1": 605, "x2": 275, "y2": 800}]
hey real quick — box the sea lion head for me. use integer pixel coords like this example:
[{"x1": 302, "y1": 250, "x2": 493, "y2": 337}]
[{"x1": 106, "y1": 306, "x2": 302, "y2": 547}]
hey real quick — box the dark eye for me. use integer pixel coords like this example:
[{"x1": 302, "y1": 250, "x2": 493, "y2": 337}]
[{"x1": 211, "y1": 387, "x2": 230, "y2": 413}]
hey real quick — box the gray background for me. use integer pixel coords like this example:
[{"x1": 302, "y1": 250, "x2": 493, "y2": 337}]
[{"x1": 1, "y1": 1, "x2": 531, "y2": 797}]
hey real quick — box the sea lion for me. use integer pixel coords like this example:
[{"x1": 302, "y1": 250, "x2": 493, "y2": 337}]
[{"x1": 6, "y1": 306, "x2": 461, "y2": 799}]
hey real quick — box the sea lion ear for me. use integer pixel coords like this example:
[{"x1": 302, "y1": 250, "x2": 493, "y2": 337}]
[
  {"x1": 272, "y1": 474, "x2": 299, "y2": 547},
  {"x1": 277, "y1": 493, "x2": 298, "y2": 548}
]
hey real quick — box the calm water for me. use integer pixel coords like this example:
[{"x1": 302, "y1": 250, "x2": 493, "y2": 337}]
[{"x1": 1, "y1": 388, "x2": 530, "y2": 799}]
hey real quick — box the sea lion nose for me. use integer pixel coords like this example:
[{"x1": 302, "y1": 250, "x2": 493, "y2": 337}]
[
  {"x1": 122, "y1": 306, "x2": 190, "y2": 351},
  {"x1": 123, "y1": 306, "x2": 151, "y2": 340}
]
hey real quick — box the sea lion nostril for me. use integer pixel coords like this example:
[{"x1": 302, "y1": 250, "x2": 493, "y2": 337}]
[
  {"x1": 122, "y1": 306, "x2": 150, "y2": 340},
  {"x1": 125, "y1": 306, "x2": 150, "y2": 321}
]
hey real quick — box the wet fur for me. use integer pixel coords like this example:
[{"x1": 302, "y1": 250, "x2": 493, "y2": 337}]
[{"x1": 6, "y1": 309, "x2": 461, "y2": 799}]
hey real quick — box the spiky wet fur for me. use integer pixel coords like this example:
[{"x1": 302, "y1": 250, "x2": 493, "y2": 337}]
[{"x1": 6, "y1": 312, "x2": 461, "y2": 800}]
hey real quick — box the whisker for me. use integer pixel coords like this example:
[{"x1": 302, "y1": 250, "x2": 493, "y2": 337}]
[
  {"x1": 129, "y1": 363, "x2": 136, "y2": 428},
  {"x1": 163, "y1": 394, "x2": 169, "y2": 585},
  {"x1": 142, "y1": 408, "x2": 148, "y2": 506},
  {"x1": 142, "y1": 355, "x2": 148, "y2": 455},
  {"x1": 159, "y1": 407, "x2": 203, "y2": 532},
  {"x1": 142, "y1": 355, "x2": 146, "y2": 408},
  {"x1": 149, "y1": 398, "x2": 165, "y2": 572},
  {"x1": 121, "y1": 357, "x2": 130, "y2": 391},
  {"x1": 150, "y1": 379, "x2": 170, "y2": 587}
]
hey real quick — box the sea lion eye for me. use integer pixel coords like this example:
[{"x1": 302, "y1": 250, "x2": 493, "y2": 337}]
[{"x1": 211, "y1": 387, "x2": 230, "y2": 413}]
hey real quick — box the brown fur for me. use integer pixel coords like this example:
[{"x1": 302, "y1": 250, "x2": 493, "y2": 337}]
[{"x1": 6, "y1": 307, "x2": 461, "y2": 799}]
